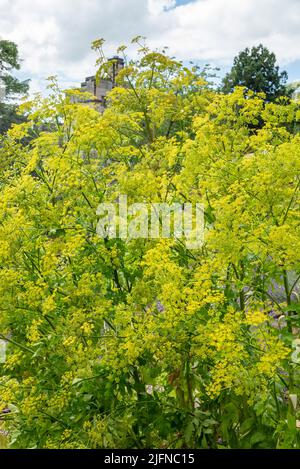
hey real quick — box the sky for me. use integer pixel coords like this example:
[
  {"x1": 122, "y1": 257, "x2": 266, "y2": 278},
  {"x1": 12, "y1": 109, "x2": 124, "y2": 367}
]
[{"x1": 1, "y1": 0, "x2": 300, "y2": 96}]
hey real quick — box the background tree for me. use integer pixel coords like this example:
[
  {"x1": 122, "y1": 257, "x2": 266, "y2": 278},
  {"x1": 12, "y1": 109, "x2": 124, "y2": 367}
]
[
  {"x1": 0, "y1": 40, "x2": 29, "y2": 134},
  {"x1": 222, "y1": 44, "x2": 289, "y2": 101}
]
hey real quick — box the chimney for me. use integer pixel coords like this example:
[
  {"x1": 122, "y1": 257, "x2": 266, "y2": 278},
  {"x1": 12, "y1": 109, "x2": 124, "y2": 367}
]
[{"x1": 108, "y1": 56, "x2": 125, "y2": 87}]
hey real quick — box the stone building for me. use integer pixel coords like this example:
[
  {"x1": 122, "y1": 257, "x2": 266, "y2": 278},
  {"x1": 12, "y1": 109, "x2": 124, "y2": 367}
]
[{"x1": 80, "y1": 56, "x2": 124, "y2": 112}]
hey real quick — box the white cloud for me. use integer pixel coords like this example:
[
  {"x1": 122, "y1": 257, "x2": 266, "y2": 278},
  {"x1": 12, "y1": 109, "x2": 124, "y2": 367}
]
[
  {"x1": 0, "y1": 0, "x2": 300, "y2": 95},
  {"x1": 147, "y1": 0, "x2": 300, "y2": 65}
]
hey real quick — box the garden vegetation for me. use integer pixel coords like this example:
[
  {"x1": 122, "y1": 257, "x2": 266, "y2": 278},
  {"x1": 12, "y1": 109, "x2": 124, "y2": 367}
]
[{"x1": 0, "y1": 38, "x2": 300, "y2": 448}]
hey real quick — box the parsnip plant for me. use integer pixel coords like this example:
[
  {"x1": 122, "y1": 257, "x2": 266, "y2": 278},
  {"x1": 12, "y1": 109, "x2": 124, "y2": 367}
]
[{"x1": 0, "y1": 39, "x2": 300, "y2": 448}]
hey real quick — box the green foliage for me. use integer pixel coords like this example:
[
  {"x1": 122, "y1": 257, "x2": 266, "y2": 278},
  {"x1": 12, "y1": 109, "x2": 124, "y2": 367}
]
[
  {"x1": 0, "y1": 40, "x2": 29, "y2": 134},
  {"x1": 222, "y1": 44, "x2": 289, "y2": 102},
  {"x1": 0, "y1": 41, "x2": 300, "y2": 449}
]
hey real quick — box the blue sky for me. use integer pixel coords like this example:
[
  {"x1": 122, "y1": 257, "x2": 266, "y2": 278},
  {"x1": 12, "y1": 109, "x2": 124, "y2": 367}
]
[
  {"x1": 176, "y1": 0, "x2": 194, "y2": 5},
  {"x1": 1, "y1": 0, "x2": 299, "y2": 95},
  {"x1": 285, "y1": 61, "x2": 300, "y2": 83},
  {"x1": 176, "y1": 0, "x2": 195, "y2": 5}
]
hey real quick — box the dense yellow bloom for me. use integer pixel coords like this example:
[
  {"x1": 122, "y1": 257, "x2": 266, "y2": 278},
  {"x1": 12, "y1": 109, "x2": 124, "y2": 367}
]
[
  {"x1": 26, "y1": 319, "x2": 43, "y2": 343},
  {"x1": 245, "y1": 311, "x2": 268, "y2": 327}
]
